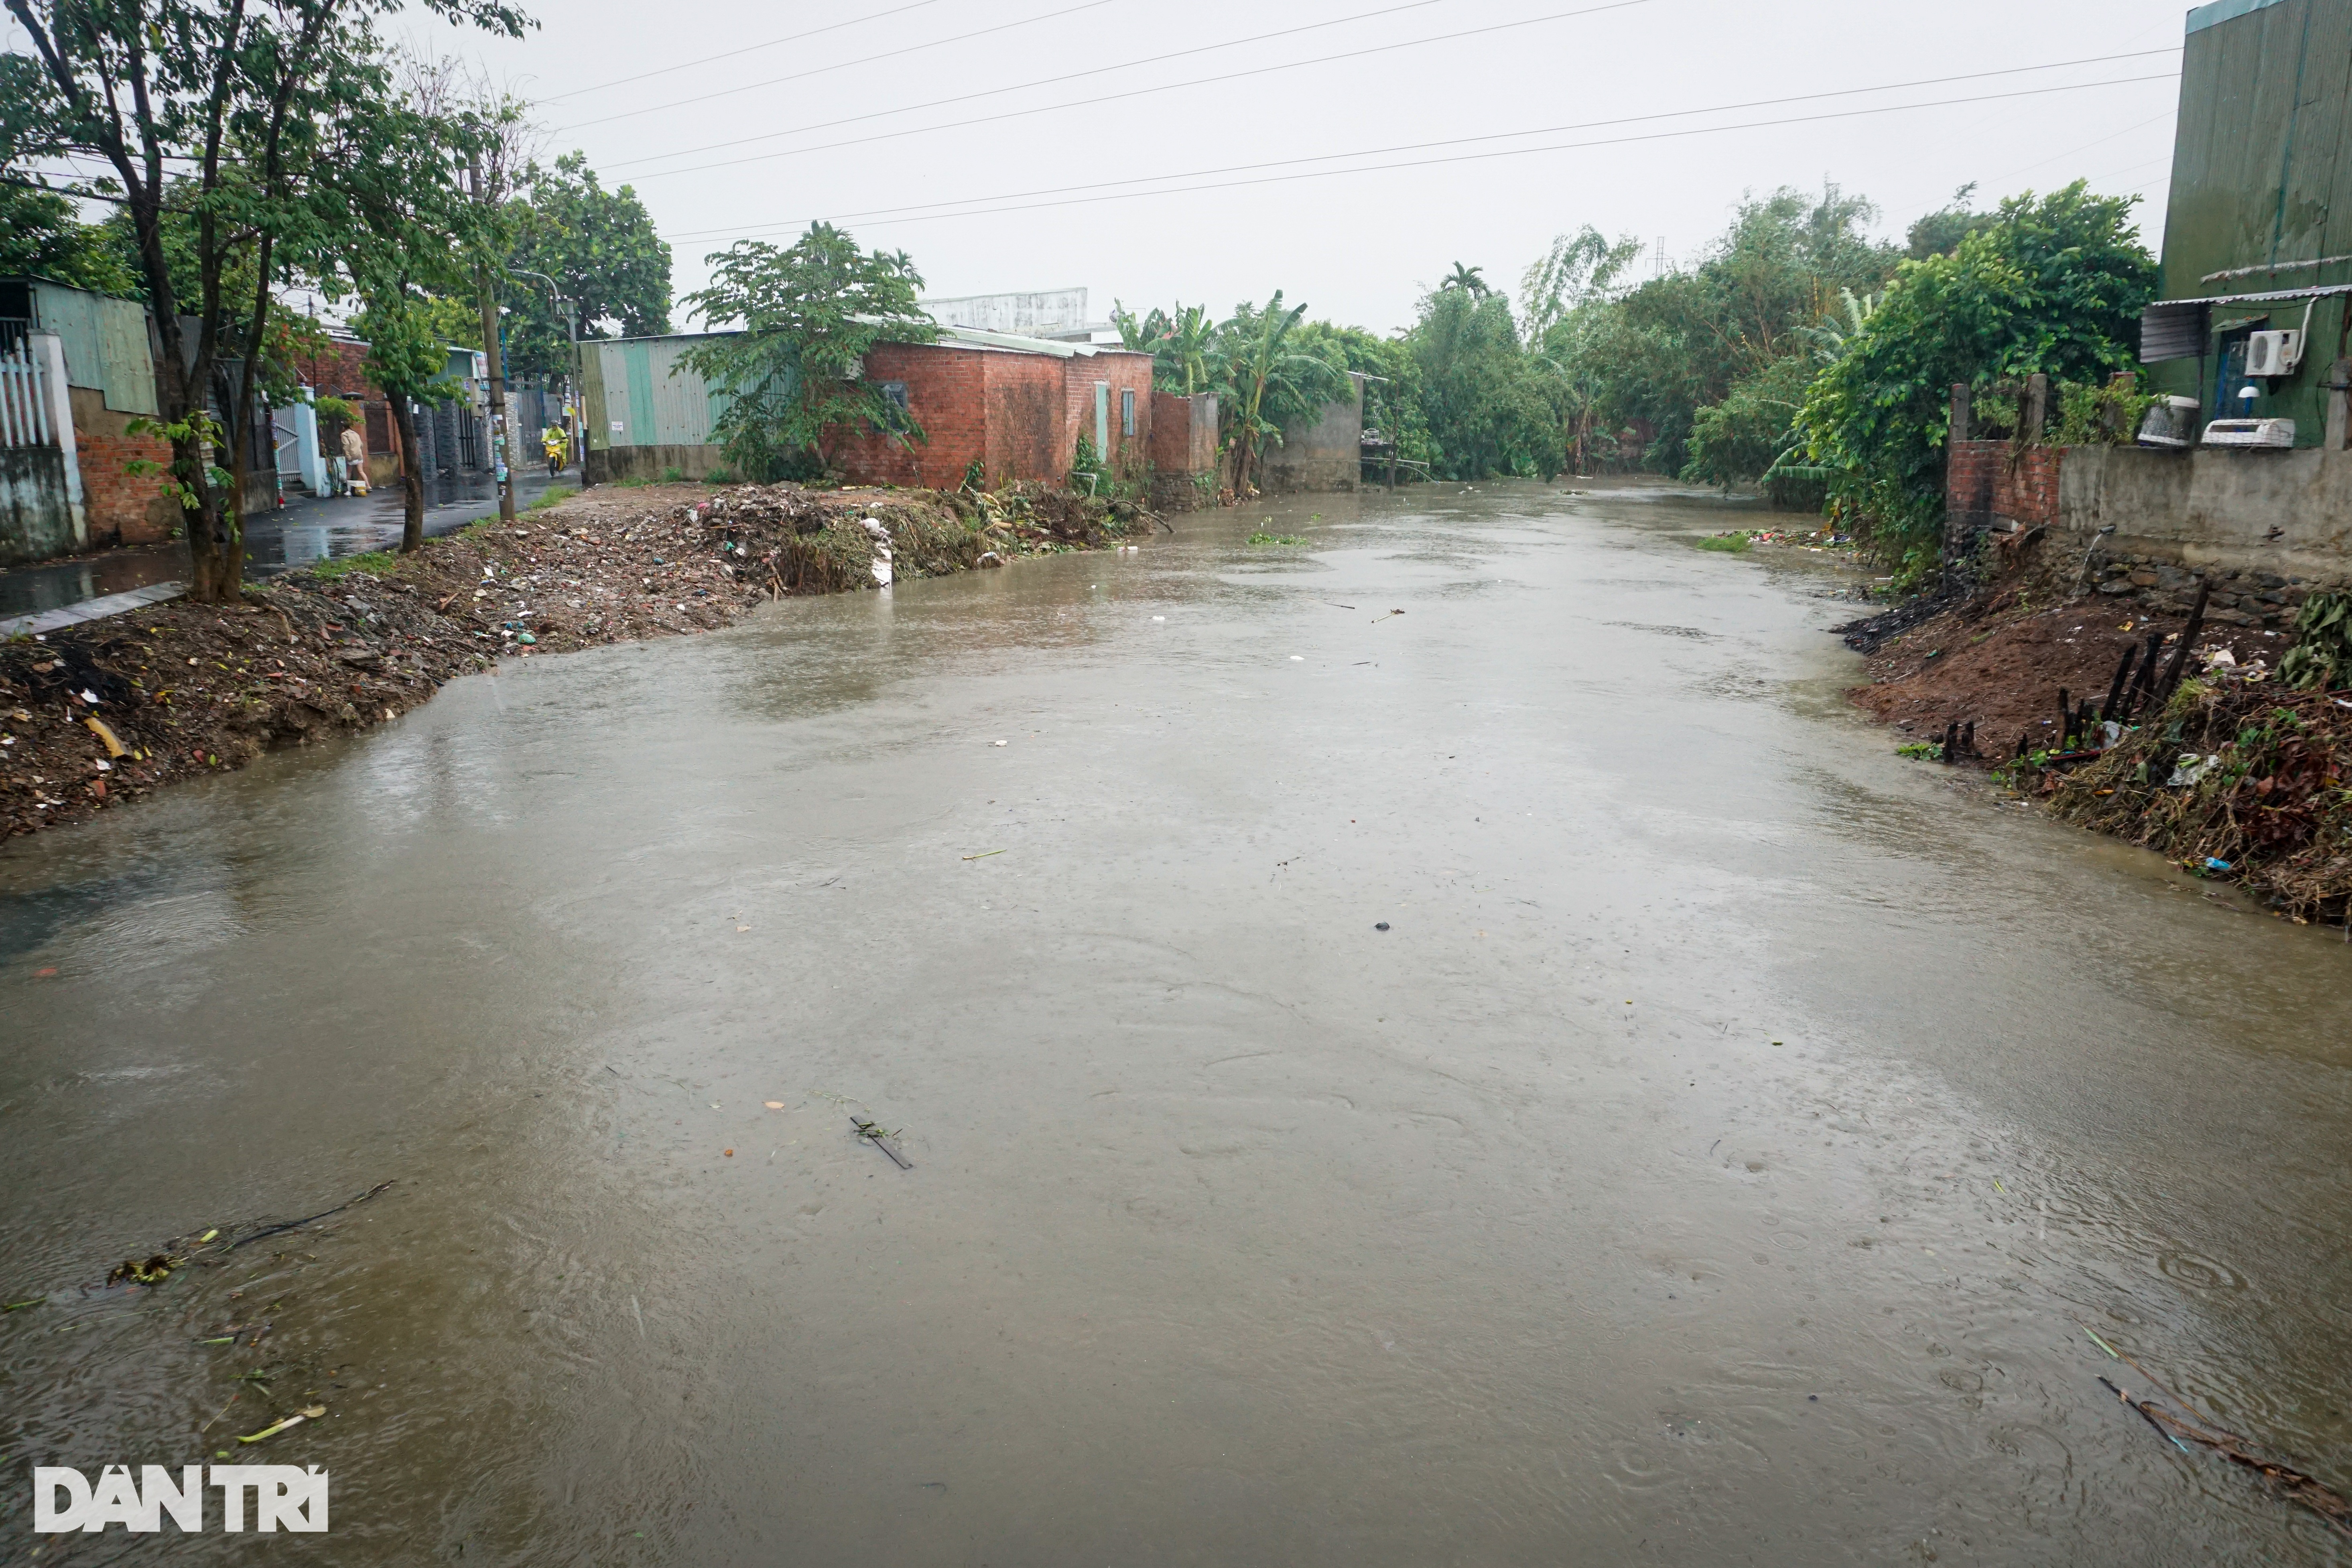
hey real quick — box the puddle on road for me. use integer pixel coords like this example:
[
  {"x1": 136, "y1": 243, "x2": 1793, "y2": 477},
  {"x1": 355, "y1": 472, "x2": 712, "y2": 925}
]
[{"x1": 4, "y1": 480, "x2": 2350, "y2": 1564}]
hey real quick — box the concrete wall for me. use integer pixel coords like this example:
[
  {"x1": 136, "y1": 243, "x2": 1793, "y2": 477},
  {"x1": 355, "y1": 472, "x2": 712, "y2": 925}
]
[
  {"x1": 585, "y1": 443, "x2": 731, "y2": 484},
  {"x1": 2057, "y1": 444, "x2": 2352, "y2": 584},
  {"x1": 1258, "y1": 374, "x2": 1363, "y2": 494},
  {"x1": 921, "y1": 290, "x2": 1089, "y2": 337},
  {"x1": 1944, "y1": 437, "x2": 2352, "y2": 623}
]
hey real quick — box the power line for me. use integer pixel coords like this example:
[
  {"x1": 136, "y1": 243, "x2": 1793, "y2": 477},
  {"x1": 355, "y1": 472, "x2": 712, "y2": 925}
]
[
  {"x1": 664, "y1": 49, "x2": 2185, "y2": 242},
  {"x1": 556, "y1": 0, "x2": 1125, "y2": 132},
  {"x1": 609, "y1": 0, "x2": 1645, "y2": 177},
  {"x1": 1981, "y1": 110, "x2": 2174, "y2": 188},
  {"x1": 679, "y1": 73, "x2": 2179, "y2": 243},
  {"x1": 541, "y1": 0, "x2": 957, "y2": 103}
]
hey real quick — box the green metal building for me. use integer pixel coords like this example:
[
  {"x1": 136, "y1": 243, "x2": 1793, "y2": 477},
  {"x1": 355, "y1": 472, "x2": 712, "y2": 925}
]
[{"x1": 2144, "y1": 0, "x2": 2352, "y2": 443}]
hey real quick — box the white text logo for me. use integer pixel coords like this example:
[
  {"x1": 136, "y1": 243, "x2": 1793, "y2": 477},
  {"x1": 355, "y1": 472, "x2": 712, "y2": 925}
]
[{"x1": 33, "y1": 1465, "x2": 329, "y2": 1532}]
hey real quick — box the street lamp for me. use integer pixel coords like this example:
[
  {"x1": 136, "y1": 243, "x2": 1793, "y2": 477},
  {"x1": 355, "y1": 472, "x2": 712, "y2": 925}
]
[{"x1": 509, "y1": 268, "x2": 584, "y2": 486}]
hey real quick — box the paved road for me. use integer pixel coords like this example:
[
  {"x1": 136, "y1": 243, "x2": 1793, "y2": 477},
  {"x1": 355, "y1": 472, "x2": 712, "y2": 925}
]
[{"x1": 0, "y1": 463, "x2": 576, "y2": 624}]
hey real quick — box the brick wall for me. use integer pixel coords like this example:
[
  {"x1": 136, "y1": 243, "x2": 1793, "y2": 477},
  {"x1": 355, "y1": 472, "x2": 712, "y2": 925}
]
[
  {"x1": 829, "y1": 343, "x2": 1162, "y2": 489},
  {"x1": 1946, "y1": 439, "x2": 2062, "y2": 568},
  {"x1": 1058, "y1": 351, "x2": 1155, "y2": 472},
  {"x1": 1150, "y1": 391, "x2": 1218, "y2": 510},
  {"x1": 985, "y1": 354, "x2": 1065, "y2": 485},
  {"x1": 76, "y1": 426, "x2": 176, "y2": 545},
  {"x1": 64, "y1": 386, "x2": 175, "y2": 546},
  {"x1": 292, "y1": 339, "x2": 397, "y2": 455},
  {"x1": 830, "y1": 343, "x2": 995, "y2": 487}
]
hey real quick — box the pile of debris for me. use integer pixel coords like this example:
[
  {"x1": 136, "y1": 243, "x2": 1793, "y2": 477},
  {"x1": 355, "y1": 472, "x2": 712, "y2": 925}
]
[
  {"x1": 2, "y1": 479, "x2": 1148, "y2": 841},
  {"x1": 2044, "y1": 596, "x2": 2351, "y2": 923}
]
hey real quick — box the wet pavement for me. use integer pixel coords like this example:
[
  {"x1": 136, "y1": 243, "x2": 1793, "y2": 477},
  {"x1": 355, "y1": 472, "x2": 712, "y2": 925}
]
[
  {"x1": 4, "y1": 480, "x2": 2351, "y2": 1564},
  {"x1": 0, "y1": 465, "x2": 571, "y2": 621}
]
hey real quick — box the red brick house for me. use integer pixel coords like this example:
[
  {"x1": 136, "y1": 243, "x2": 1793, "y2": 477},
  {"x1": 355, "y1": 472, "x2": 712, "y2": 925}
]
[
  {"x1": 827, "y1": 330, "x2": 1157, "y2": 489},
  {"x1": 285, "y1": 332, "x2": 401, "y2": 487}
]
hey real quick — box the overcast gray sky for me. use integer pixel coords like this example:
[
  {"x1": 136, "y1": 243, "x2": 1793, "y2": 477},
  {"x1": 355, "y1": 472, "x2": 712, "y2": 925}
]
[{"x1": 31, "y1": 0, "x2": 2202, "y2": 332}]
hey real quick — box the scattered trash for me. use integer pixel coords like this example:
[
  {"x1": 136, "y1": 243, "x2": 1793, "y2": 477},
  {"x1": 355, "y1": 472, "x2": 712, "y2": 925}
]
[
  {"x1": 764, "y1": 1101, "x2": 785, "y2": 1110},
  {"x1": 515, "y1": 631, "x2": 537, "y2": 645},
  {"x1": 1374, "y1": 921, "x2": 1391, "y2": 931},
  {"x1": 227, "y1": 1179, "x2": 396, "y2": 1250},
  {"x1": 237, "y1": 1406, "x2": 326, "y2": 1444},
  {"x1": 1151, "y1": 615, "x2": 1165, "y2": 622},
  {"x1": 107, "y1": 1254, "x2": 175, "y2": 1287},
  {"x1": 962, "y1": 849, "x2": 1005, "y2": 860},
  {"x1": 991, "y1": 739, "x2": 1007, "y2": 747},
  {"x1": 1373, "y1": 609, "x2": 1407, "y2": 624},
  {"x1": 724, "y1": 1149, "x2": 734, "y2": 1157},
  {"x1": 852, "y1": 1117, "x2": 913, "y2": 1170},
  {"x1": 2166, "y1": 754, "x2": 2221, "y2": 787},
  {"x1": 2205, "y1": 857, "x2": 2233, "y2": 872},
  {"x1": 3, "y1": 1298, "x2": 43, "y2": 1312},
  {"x1": 84, "y1": 717, "x2": 127, "y2": 757}
]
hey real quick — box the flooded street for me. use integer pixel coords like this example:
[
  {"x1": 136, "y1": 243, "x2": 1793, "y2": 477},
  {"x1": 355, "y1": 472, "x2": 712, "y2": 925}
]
[{"x1": 6, "y1": 480, "x2": 2352, "y2": 1564}]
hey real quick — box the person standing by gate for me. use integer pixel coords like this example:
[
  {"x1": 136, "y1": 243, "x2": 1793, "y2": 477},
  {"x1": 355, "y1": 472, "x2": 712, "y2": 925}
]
[{"x1": 340, "y1": 422, "x2": 370, "y2": 496}]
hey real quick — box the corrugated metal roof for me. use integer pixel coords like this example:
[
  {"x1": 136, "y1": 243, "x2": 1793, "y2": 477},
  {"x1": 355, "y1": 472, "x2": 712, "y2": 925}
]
[
  {"x1": 2188, "y1": 0, "x2": 2289, "y2": 33},
  {"x1": 2141, "y1": 281, "x2": 2352, "y2": 360}
]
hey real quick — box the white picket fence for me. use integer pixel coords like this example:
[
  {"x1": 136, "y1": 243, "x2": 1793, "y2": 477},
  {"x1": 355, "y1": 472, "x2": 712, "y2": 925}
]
[{"x1": 0, "y1": 334, "x2": 59, "y2": 449}]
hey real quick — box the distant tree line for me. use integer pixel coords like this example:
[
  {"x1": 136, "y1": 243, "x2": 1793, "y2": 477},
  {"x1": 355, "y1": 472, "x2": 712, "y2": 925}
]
[{"x1": 1117, "y1": 179, "x2": 2157, "y2": 587}]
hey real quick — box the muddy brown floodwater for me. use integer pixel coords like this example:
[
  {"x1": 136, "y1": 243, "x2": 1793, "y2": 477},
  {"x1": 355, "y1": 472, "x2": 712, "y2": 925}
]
[{"x1": 6, "y1": 480, "x2": 2352, "y2": 1565}]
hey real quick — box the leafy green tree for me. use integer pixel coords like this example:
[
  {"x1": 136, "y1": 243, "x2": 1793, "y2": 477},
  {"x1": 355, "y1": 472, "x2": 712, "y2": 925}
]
[
  {"x1": 1792, "y1": 182, "x2": 2158, "y2": 583},
  {"x1": 679, "y1": 222, "x2": 934, "y2": 480},
  {"x1": 1524, "y1": 226, "x2": 1641, "y2": 472},
  {"x1": 1907, "y1": 183, "x2": 1994, "y2": 260},
  {"x1": 1682, "y1": 351, "x2": 1817, "y2": 493},
  {"x1": 2, "y1": 0, "x2": 527, "y2": 599},
  {"x1": 325, "y1": 71, "x2": 502, "y2": 552},
  {"x1": 1212, "y1": 292, "x2": 1351, "y2": 495},
  {"x1": 504, "y1": 150, "x2": 672, "y2": 377},
  {"x1": 0, "y1": 183, "x2": 137, "y2": 293},
  {"x1": 1408, "y1": 283, "x2": 1561, "y2": 479},
  {"x1": 1539, "y1": 184, "x2": 1898, "y2": 479}
]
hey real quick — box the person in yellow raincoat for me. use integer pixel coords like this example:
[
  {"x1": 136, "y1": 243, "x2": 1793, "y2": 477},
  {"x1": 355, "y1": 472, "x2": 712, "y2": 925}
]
[{"x1": 542, "y1": 424, "x2": 568, "y2": 477}]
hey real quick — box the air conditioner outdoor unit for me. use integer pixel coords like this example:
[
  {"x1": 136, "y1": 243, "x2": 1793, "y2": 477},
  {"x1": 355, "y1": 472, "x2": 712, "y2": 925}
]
[
  {"x1": 2203, "y1": 417, "x2": 2297, "y2": 449},
  {"x1": 2246, "y1": 328, "x2": 2304, "y2": 377}
]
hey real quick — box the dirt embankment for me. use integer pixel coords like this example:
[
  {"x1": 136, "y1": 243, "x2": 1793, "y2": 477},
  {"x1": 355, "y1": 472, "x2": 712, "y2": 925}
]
[
  {"x1": 1843, "y1": 583, "x2": 2350, "y2": 923},
  {"x1": 2, "y1": 481, "x2": 1146, "y2": 841},
  {"x1": 1846, "y1": 591, "x2": 2285, "y2": 756}
]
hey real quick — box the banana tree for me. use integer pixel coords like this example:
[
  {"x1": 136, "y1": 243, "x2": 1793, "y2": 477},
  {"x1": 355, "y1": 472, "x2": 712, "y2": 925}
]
[{"x1": 1214, "y1": 292, "x2": 1348, "y2": 496}]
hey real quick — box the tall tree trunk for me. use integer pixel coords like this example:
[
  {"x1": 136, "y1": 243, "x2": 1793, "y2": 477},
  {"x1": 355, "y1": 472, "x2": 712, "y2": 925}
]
[
  {"x1": 477, "y1": 269, "x2": 517, "y2": 525},
  {"x1": 393, "y1": 397, "x2": 426, "y2": 552},
  {"x1": 179, "y1": 433, "x2": 238, "y2": 601}
]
